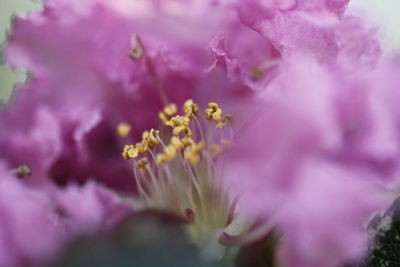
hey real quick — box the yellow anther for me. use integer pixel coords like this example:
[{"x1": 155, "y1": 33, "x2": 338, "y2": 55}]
[
  {"x1": 159, "y1": 103, "x2": 178, "y2": 125},
  {"x1": 181, "y1": 136, "x2": 195, "y2": 147},
  {"x1": 156, "y1": 153, "x2": 167, "y2": 165},
  {"x1": 205, "y1": 102, "x2": 223, "y2": 123},
  {"x1": 183, "y1": 99, "x2": 199, "y2": 119},
  {"x1": 164, "y1": 103, "x2": 178, "y2": 117},
  {"x1": 135, "y1": 140, "x2": 149, "y2": 154},
  {"x1": 142, "y1": 129, "x2": 160, "y2": 147},
  {"x1": 185, "y1": 127, "x2": 193, "y2": 138},
  {"x1": 159, "y1": 112, "x2": 169, "y2": 125},
  {"x1": 117, "y1": 122, "x2": 131, "y2": 137},
  {"x1": 205, "y1": 102, "x2": 219, "y2": 119},
  {"x1": 172, "y1": 125, "x2": 193, "y2": 137},
  {"x1": 209, "y1": 144, "x2": 222, "y2": 157},
  {"x1": 166, "y1": 115, "x2": 192, "y2": 137},
  {"x1": 142, "y1": 131, "x2": 149, "y2": 139},
  {"x1": 212, "y1": 109, "x2": 223, "y2": 123},
  {"x1": 155, "y1": 141, "x2": 179, "y2": 165},
  {"x1": 122, "y1": 145, "x2": 139, "y2": 160},
  {"x1": 171, "y1": 136, "x2": 184, "y2": 151},
  {"x1": 166, "y1": 115, "x2": 190, "y2": 128},
  {"x1": 172, "y1": 125, "x2": 187, "y2": 136},
  {"x1": 185, "y1": 141, "x2": 205, "y2": 166},
  {"x1": 136, "y1": 157, "x2": 149, "y2": 173},
  {"x1": 163, "y1": 144, "x2": 177, "y2": 161},
  {"x1": 216, "y1": 114, "x2": 233, "y2": 129}
]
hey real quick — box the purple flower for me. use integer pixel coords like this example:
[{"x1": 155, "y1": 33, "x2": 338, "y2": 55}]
[
  {"x1": 0, "y1": 163, "x2": 131, "y2": 267},
  {"x1": 0, "y1": 164, "x2": 62, "y2": 267},
  {"x1": 276, "y1": 160, "x2": 384, "y2": 267},
  {"x1": 1, "y1": 0, "x2": 382, "y2": 192},
  {"x1": 1, "y1": 0, "x2": 397, "y2": 266},
  {"x1": 207, "y1": 23, "x2": 281, "y2": 91},
  {"x1": 232, "y1": 0, "x2": 382, "y2": 67},
  {"x1": 54, "y1": 181, "x2": 132, "y2": 233},
  {"x1": 224, "y1": 57, "x2": 397, "y2": 266},
  {"x1": 2, "y1": 0, "x2": 199, "y2": 190},
  {"x1": 0, "y1": 0, "x2": 242, "y2": 190},
  {"x1": 335, "y1": 16, "x2": 382, "y2": 70}
]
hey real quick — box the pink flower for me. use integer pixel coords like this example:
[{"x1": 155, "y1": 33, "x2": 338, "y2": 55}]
[
  {"x1": 1, "y1": 0, "x2": 382, "y2": 192},
  {"x1": 0, "y1": 164, "x2": 62, "y2": 267},
  {"x1": 277, "y1": 160, "x2": 385, "y2": 267},
  {"x1": 0, "y1": 163, "x2": 131, "y2": 267},
  {"x1": 54, "y1": 181, "x2": 131, "y2": 233},
  {"x1": 335, "y1": 16, "x2": 382, "y2": 70},
  {"x1": 224, "y1": 57, "x2": 396, "y2": 266},
  {"x1": 1, "y1": 1, "x2": 395, "y2": 265},
  {"x1": 208, "y1": 23, "x2": 281, "y2": 91},
  {"x1": 2, "y1": 0, "x2": 218, "y2": 190},
  {"x1": 232, "y1": 0, "x2": 382, "y2": 67}
]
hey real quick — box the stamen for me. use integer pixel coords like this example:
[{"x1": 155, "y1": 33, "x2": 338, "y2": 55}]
[
  {"x1": 163, "y1": 144, "x2": 177, "y2": 161},
  {"x1": 171, "y1": 136, "x2": 184, "y2": 150},
  {"x1": 205, "y1": 102, "x2": 231, "y2": 129},
  {"x1": 132, "y1": 161, "x2": 152, "y2": 202},
  {"x1": 205, "y1": 102, "x2": 223, "y2": 123},
  {"x1": 122, "y1": 145, "x2": 138, "y2": 159},
  {"x1": 135, "y1": 140, "x2": 149, "y2": 154},
  {"x1": 130, "y1": 35, "x2": 143, "y2": 60},
  {"x1": 159, "y1": 103, "x2": 178, "y2": 125},
  {"x1": 130, "y1": 35, "x2": 169, "y2": 105},
  {"x1": 216, "y1": 114, "x2": 233, "y2": 129},
  {"x1": 123, "y1": 129, "x2": 160, "y2": 160},
  {"x1": 185, "y1": 141, "x2": 205, "y2": 166},
  {"x1": 164, "y1": 103, "x2": 178, "y2": 117},
  {"x1": 155, "y1": 137, "x2": 183, "y2": 166},
  {"x1": 9, "y1": 164, "x2": 31, "y2": 178},
  {"x1": 184, "y1": 99, "x2": 199, "y2": 119},
  {"x1": 192, "y1": 114, "x2": 205, "y2": 141},
  {"x1": 209, "y1": 144, "x2": 222, "y2": 157},
  {"x1": 250, "y1": 67, "x2": 264, "y2": 81},
  {"x1": 142, "y1": 129, "x2": 160, "y2": 147},
  {"x1": 166, "y1": 115, "x2": 189, "y2": 128},
  {"x1": 209, "y1": 139, "x2": 231, "y2": 157},
  {"x1": 136, "y1": 157, "x2": 149, "y2": 173},
  {"x1": 145, "y1": 162, "x2": 163, "y2": 197},
  {"x1": 182, "y1": 136, "x2": 195, "y2": 147},
  {"x1": 117, "y1": 122, "x2": 131, "y2": 137},
  {"x1": 122, "y1": 99, "x2": 241, "y2": 252}
]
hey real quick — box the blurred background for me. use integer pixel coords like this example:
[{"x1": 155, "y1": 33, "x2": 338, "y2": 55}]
[
  {"x1": 1, "y1": 0, "x2": 39, "y2": 102},
  {"x1": 1, "y1": 0, "x2": 399, "y2": 103}
]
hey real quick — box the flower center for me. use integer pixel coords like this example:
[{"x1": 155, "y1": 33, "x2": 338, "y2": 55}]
[{"x1": 121, "y1": 100, "x2": 238, "y2": 256}]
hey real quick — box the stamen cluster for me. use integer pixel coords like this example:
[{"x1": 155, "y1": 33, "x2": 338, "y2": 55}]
[
  {"x1": 121, "y1": 100, "x2": 235, "y2": 250},
  {"x1": 123, "y1": 100, "x2": 230, "y2": 168}
]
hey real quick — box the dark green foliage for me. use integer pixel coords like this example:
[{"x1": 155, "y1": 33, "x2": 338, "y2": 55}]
[{"x1": 358, "y1": 198, "x2": 400, "y2": 267}]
